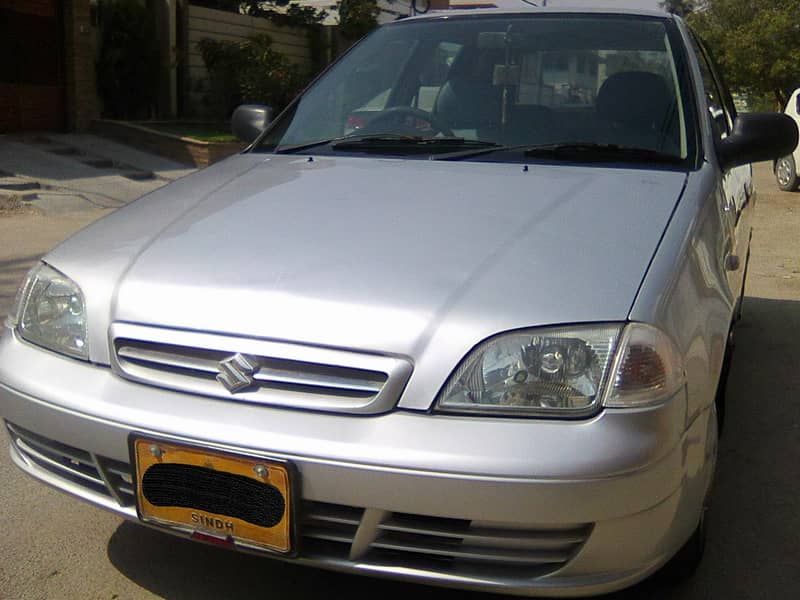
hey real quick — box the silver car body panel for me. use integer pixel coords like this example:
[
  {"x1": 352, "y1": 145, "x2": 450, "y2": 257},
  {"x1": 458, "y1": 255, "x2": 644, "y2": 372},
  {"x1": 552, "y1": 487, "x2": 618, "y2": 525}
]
[{"x1": 46, "y1": 156, "x2": 686, "y2": 412}]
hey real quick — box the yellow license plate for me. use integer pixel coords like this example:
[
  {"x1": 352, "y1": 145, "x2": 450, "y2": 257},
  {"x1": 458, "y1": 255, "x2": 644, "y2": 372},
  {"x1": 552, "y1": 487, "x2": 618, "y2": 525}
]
[{"x1": 131, "y1": 437, "x2": 294, "y2": 555}]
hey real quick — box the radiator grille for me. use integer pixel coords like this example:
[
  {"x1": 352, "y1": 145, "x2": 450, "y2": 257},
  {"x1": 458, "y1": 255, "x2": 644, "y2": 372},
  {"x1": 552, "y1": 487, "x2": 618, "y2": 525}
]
[
  {"x1": 299, "y1": 503, "x2": 590, "y2": 576},
  {"x1": 110, "y1": 323, "x2": 412, "y2": 414},
  {"x1": 369, "y1": 512, "x2": 590, "y2": 572},
  {"x1": 6, "y1": 422, "x2": 134, "y2": 506}
]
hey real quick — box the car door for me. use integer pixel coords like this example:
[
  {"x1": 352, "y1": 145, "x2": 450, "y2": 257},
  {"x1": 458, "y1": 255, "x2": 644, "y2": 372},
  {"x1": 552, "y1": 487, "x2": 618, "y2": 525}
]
[{"x1": 690, "y1": 33, "x2": 753, "y2": 311}]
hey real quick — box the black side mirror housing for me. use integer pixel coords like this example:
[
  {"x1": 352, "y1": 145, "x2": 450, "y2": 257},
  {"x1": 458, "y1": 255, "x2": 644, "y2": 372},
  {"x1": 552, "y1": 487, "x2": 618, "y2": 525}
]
[
  {"x1": 716, "y1": 112, "x2": 798, "y2": 171},
  {"x1": 232, "y1": 105, "x2": 273, "y2": 144}
]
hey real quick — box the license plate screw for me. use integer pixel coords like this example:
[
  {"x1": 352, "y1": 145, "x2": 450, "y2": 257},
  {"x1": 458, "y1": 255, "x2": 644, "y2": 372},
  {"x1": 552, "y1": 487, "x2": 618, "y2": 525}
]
[
  {"x1": 149, "y1": 444, "x2": 163, "y2": 459},
  {"x1": 253, "y1": 465, "x2": 268, "y2": 479}
]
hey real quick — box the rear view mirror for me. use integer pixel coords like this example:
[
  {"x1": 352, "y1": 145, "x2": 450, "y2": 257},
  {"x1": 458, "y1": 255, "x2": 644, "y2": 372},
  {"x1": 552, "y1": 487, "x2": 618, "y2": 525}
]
[
  {"x1": 493, "y1": 64, "x2": 521, "y2": 86},
  {"x1": 477, "y1": 31, "x2": 526, "y2": 50},
  {"x1": 478, "y1": 32, "x2": 507, "y2": 50},
  {"x1": 232, "y1": 105, "x2": 273, "y2": 144},
  {"x1": 716, "y1": 113, "x2": 798, "y2": 171}
]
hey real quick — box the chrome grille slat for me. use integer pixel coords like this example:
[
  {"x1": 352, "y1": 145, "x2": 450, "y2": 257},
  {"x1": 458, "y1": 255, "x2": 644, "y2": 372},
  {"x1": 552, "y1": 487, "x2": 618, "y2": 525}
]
[
  {"x1": 251, "y1": 367, "x2": 384, "y2": 394},
  {"x1": 378, "y1": 519, "x2": 588, "y2": 547},
  {"x1": 7, "y1": 423, "x2": 133, "y2": 503},
  {"x1": 7, "y1": 422, "x2": 92, "y2": 465},
  {"x1": 105, "y1": 466, "x2": 133, "y2": 484},
  {"x1": 366, "y1": 511, "x2": 590, "y2": 570},
  {"x1": 302, "y1": 527, "x2": 357, "y2": 545},
  {"x1": 117, "y1": 484, "x2": 135, "y2": 496},
  {"x1": 301, "y1": 501, "x2": 362, "y2": 548},
  {"x1": 369, "y1": 538, "x2": 572, "y2": 565},
  {"x1": 110, "y1": 323, "x2": 412, "y2": 414},
  {"x1": 94, "y1": 456, "x2": 137, "y2": 506},
  {"x1": 116, "y1": 346, "x2": 219, "y2": 374},
  {"x1": 303, "y1": 504, "x2": 363, "y2": 527},
  {"x1": 15, "y1": 439, "x2": 106, "y2": 487}
]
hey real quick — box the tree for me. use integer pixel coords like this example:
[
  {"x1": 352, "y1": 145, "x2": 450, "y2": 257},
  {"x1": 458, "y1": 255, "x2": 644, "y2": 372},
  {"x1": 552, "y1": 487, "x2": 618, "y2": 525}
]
[
  {"x1": 338, "y1": 0, "x2": 380, "y2": 42},
  {"x1": 688, "y1": 0, "x2": 800, "y2": 109},
  {"x1": 660, "y1": 0, "x2": 697, "y2": 17},
  {"x1": 191, "y1": 1, "x2": 326, "y2": 27}
]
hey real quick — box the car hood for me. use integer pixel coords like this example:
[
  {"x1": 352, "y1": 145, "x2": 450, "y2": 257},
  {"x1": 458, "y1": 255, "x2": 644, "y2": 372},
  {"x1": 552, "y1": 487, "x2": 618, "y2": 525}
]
[{"x1": 48, "y1": 154, "x2": 685, "y2": 405}]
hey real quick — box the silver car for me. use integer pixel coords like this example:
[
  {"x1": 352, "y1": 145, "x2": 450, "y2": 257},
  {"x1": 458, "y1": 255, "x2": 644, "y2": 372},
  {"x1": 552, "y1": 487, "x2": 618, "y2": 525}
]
[{"x1": 1, "y1": 7, "x2": 796, "y2": 597}]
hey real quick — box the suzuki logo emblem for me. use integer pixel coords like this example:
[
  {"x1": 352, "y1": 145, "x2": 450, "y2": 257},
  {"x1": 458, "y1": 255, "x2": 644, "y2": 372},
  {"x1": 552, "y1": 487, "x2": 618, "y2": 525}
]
[{"x1": 217, "y1": 353, "x2": 258, "y2": 393}]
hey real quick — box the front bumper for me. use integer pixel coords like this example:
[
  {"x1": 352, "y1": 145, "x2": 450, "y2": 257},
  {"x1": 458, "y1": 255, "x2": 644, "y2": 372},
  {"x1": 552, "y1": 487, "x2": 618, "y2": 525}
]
[{"x1": 0, "y1": 332, "x2": 717, "y2": 597}]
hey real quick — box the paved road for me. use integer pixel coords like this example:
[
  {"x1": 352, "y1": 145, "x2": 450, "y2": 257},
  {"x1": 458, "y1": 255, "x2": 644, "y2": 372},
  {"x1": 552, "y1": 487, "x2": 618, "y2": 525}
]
[{"x1": 0, "y1": 162, "x2": 799, "y2": 599}]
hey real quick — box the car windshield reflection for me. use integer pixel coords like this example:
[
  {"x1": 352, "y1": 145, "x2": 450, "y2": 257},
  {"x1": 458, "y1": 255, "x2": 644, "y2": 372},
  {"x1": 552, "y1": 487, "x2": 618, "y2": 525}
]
[{"x1": 259, "y1": 15, "x2": 693, "y2": 164}]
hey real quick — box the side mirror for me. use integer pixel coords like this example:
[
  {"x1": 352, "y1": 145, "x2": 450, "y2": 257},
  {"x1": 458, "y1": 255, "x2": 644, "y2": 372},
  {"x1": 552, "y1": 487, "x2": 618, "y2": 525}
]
[
  {"x1": 716, "y1": 113, "x2": 798, "y2": 171},
  {"x1": 232, "y1": 105, "x2": 273, "y2": 144}
]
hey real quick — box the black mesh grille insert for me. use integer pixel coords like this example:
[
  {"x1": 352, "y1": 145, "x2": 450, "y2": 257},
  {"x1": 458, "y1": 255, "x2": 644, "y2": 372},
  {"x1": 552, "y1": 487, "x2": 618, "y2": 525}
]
[{"x1": 142, "y1": 463, "x2": 285, "y2": 527}]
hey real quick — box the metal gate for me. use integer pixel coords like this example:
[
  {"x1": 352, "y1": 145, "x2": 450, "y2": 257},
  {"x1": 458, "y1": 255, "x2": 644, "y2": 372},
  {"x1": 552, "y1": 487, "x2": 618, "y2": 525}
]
[{"x1": 0, "y1": 0, "x2": 65, "y2": 132}]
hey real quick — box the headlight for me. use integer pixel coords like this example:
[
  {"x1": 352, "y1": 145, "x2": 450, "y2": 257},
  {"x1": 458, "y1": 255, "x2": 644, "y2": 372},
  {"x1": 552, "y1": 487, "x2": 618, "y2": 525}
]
[
  {"x1": 435, "y1": 324, "x2": 622, "y2": 417},
  {"x1": 435, "y1": 323, "x2": 685, "y2": 417},
  {"x1": 11, "y1": 263, "x2": 89, "y2": 360}
]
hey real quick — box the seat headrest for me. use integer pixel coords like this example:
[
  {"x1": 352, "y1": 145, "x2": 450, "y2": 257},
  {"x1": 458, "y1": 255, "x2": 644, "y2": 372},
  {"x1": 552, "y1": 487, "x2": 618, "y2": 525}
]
[{"x1": 596, "y1": 71, "x2": 673, "y2": 127}]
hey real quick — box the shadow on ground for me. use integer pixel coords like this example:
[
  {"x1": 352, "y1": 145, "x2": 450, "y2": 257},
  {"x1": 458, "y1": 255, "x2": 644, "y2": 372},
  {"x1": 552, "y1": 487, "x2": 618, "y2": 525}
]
[{"x1": 106, "y1": 297, "x2": 800, "y2": 600}]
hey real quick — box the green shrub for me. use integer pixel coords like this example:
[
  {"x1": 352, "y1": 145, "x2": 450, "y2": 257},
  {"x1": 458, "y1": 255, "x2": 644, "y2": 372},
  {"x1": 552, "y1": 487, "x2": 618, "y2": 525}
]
[{"x1": 198, "y1": 34, "x2": 308, "y2": 119}]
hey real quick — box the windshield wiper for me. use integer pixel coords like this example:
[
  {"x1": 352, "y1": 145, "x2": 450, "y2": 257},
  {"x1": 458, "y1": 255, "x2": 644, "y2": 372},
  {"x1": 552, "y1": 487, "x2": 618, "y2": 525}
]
[
  {"x1": 521, "y1": 143, "x2": 682, "y2": 163},
  {"x1": 435, "y1": 142, "x2": 682, "y2": 163},
  {"x1": 332, "y1": 136, "x2": 500, "y2": 154},
  {"x1": 275, "y1": 134, "x2": 419, "y2": 154},
  {"x1": 275, "y1": 134, "x2": 499, "y2": 155}
]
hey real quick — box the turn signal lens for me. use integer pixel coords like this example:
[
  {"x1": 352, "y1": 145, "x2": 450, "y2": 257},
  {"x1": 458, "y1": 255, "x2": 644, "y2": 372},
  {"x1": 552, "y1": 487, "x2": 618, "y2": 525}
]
[{"x1": 603, "y1": 323, "x2": 685, "y2": 408}]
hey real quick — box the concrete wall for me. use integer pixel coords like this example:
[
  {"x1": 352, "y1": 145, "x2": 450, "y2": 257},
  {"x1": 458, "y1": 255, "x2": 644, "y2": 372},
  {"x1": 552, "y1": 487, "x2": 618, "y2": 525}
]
[{"x1": 186, "y1": 4, "x2": 313, "y2": 117}]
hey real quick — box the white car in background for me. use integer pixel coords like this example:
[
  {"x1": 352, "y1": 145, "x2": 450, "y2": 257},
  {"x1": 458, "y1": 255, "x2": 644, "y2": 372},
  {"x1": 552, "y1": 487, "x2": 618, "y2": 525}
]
[{"x1": 775, "y1": 88, "x2": 800, "y2": 190}]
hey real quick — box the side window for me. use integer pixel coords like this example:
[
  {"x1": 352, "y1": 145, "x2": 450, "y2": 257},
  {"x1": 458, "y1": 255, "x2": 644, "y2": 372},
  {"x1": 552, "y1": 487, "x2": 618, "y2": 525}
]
[{"x1": 689, "y1": 33, "x2": 733, "y2": 139}]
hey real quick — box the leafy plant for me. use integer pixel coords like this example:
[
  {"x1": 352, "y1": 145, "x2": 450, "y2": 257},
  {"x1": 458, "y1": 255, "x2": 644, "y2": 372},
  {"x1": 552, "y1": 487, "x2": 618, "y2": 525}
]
[
  {"x1": 96, "y1": 0, "x2": 159, "y2": 118},
  {"x1": 659, "y1": 0, "x2": 697, "y2": 17},
  {"x1": 338, "y1": 0, "x2": 380, "y2": 42},
  {"x1": 239, "y1": 34, "x2": 307, "y2": 109},
  {"x1": 198, "y1": 34, "x2": 308, "y2": 119}
]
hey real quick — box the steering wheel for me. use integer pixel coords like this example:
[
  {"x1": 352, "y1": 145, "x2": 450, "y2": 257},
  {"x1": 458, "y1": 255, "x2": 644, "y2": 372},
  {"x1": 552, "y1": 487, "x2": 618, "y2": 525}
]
[{"x1": 359, "y1": 106, "x2": 455, "y2": 137}]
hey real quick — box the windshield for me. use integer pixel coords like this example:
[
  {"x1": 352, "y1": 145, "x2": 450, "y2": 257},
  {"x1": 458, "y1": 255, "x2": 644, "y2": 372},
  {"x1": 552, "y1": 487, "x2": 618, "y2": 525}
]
[{"x1": 258, "y1": 14, "x2": 695, "y2": 165}]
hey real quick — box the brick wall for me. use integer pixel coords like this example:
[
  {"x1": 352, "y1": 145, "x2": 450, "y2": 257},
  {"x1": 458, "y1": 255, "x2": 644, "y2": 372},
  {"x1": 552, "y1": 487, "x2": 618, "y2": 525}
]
[
  {"x1": 62, "y1": 0, "x2": 99, "y2": 131},
  {"x1": 0, "y1": 0, "x2": 65, "y2": 131}
]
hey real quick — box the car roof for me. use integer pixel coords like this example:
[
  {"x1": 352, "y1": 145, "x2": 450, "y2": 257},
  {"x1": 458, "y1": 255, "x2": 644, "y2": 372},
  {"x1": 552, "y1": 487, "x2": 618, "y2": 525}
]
[{"x1": 403, "y1": 6, "x2": 672, "y2": 23}]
